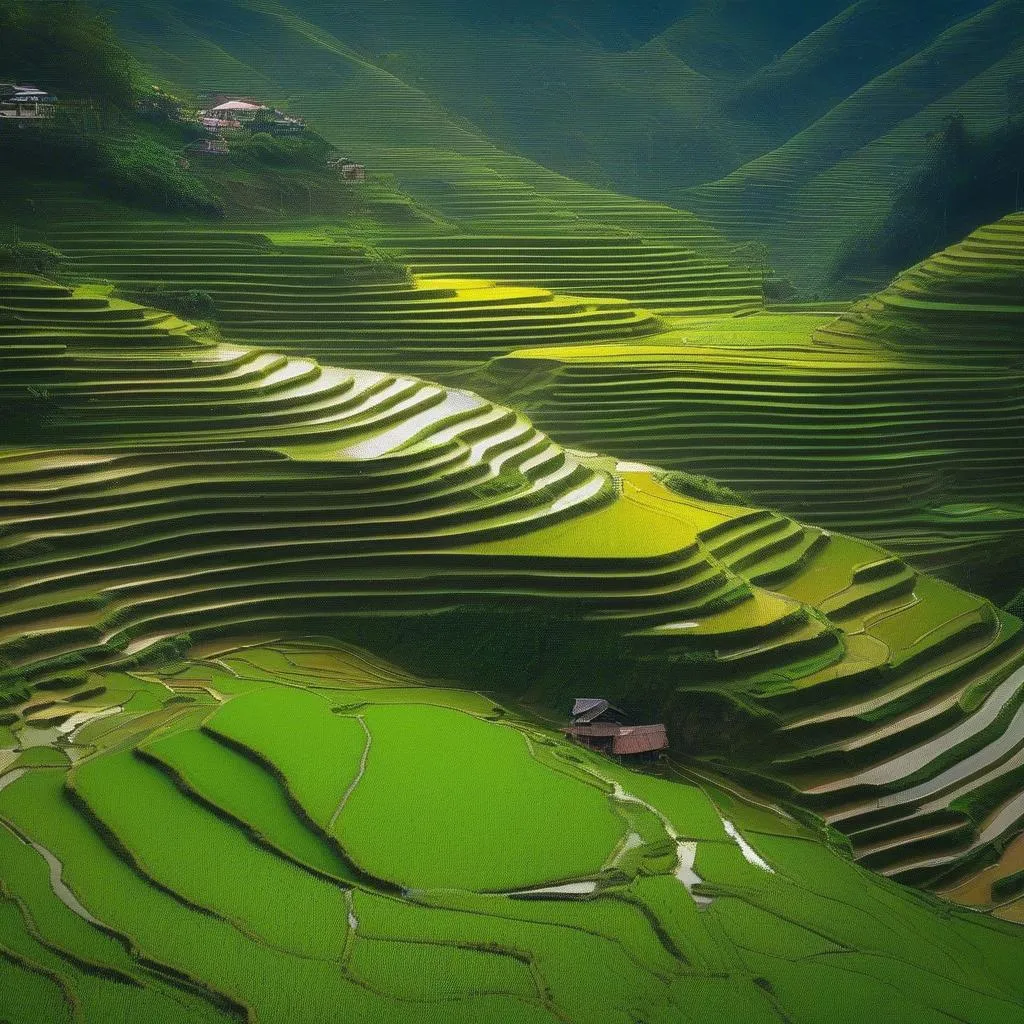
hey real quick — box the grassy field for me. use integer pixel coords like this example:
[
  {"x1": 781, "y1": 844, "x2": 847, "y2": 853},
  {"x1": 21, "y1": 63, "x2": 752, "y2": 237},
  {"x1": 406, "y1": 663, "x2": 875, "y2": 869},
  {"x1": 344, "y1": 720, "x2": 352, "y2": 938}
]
[{"x1": 337, "y1": 702, "x2": 624, "y2": 890}]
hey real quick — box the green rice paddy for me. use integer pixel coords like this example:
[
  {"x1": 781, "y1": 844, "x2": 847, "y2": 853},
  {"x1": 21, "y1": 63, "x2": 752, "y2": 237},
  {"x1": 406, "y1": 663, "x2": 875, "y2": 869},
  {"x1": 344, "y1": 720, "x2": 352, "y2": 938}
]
[
  {"x1": 2, "y1": 643, "x2": 1023, "y2": 1023},
  {"x1": 1, "y1": 261, "x2": 1022, "y2": 905},
  {"x1": 484, "y1": 215, "x2": 1024, "y2": 601}
]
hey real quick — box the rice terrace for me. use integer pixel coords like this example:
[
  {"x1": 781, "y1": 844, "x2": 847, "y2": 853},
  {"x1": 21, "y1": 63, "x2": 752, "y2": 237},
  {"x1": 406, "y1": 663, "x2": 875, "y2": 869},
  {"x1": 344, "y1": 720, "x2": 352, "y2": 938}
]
[{"x1": 2, "y1": 2, "x2": 1024, "y2": 1023}]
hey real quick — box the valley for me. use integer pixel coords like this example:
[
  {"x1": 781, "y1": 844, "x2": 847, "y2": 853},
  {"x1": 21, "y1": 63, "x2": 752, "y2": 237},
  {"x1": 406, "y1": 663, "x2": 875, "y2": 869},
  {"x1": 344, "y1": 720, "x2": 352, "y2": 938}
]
[{"x1": 2, "y1": 2, "x2": 1024, "y2": 1022}]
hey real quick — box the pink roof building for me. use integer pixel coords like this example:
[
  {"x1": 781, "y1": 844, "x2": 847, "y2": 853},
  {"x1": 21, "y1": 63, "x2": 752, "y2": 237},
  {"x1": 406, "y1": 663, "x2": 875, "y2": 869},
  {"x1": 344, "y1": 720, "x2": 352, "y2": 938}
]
[{"x1": 210, "y1": 100, "x2": 266, "y2": 113}]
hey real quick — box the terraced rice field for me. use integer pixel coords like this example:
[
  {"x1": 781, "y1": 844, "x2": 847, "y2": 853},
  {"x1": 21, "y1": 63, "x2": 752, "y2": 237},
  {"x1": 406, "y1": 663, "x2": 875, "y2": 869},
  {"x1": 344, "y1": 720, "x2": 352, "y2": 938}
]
[
  {"x1": 485, "y1": 214, "x2": 1024, "y2": 597},
  {"x1": 382, "y1": 234, "x2": 763, "y2": 317},
  {"x1": 1, "y1": 643, "x2": 1023, "y2": 1024},
  {"x1": 1, "y1": 271, "x2": 1023, "y2": 899},
  {"x1": 39, "y1": 224, "x2": 677, "y2": 382},
  {"x1": 51, "y1": 0, "x2": 770, "y2": 329}
]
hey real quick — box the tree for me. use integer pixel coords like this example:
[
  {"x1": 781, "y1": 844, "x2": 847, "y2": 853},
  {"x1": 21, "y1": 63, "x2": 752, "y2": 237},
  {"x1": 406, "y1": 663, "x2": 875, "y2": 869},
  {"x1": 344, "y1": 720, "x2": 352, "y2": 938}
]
[{"x1": 0, "y1": 0, "x2": 137, "y2": 109}]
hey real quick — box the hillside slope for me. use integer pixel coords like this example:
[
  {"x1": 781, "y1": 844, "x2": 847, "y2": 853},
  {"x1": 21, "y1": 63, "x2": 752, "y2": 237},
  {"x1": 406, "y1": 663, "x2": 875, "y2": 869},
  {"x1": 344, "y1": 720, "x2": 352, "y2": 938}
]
[
  {"x1": 483, "y1": 214, "x2": 1024, "y2": 604},
  {"x1": 100, "y1": 0, "x2": 733, "y2": 243},
  {"x1": 2, "y1": 268, "x2": 1024, "y2": 898},
  {"x1": 95, "y1": 0, "x2": 1024, "y2": 293},
  {"x1": 686, "y1": 0, "x2": 1024, "y2": 290}
]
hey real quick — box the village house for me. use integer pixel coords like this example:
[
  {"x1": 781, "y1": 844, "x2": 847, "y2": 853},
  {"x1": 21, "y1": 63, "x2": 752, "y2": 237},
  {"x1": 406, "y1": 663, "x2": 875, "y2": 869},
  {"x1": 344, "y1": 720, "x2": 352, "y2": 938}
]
[
  {"x1": 198, "y1": 97, "x2": 306, "y2": 137},
  {"x1": 208, "y1": 99, "x2": 266, "y2": 120},
  {"x1": 200, "y1": 114, "x2": 242, "y2": 133},
  {"x1": 563, "y1": 698, "x2": 669, "y2": 757},
  {"x1": 328, "y1": 156, "x2": 367, "y2": 181},
  {"x1": 0, "y1": 83, "x2": 57, "y2": 120}
]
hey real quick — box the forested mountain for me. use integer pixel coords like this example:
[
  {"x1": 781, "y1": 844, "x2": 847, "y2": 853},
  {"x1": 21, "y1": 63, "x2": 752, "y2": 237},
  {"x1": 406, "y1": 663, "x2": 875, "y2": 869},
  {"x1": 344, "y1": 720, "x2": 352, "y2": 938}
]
[{"x1": 93, "y1": 0, "x2": 1024, "y2": 291}]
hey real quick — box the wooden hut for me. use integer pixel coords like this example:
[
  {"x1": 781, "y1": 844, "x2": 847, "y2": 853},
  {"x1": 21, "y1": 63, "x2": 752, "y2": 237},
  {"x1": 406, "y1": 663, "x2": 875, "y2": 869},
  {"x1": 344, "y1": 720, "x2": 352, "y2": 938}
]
[{"x1": 564, "y1": 698, "x2": 668, "y2": 757}]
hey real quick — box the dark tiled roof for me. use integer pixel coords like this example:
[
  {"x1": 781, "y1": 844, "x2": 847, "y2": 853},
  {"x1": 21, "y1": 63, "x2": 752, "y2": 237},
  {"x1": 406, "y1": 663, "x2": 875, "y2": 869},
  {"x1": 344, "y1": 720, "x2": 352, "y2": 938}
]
[{"x1": 571, "y1": 697, "x2": 608, "y2": 721}]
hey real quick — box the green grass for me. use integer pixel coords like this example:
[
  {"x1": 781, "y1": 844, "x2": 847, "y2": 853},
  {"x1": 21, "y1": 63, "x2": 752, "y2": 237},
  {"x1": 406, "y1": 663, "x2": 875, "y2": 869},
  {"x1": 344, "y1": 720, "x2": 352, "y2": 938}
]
[
  {"x1": 203, "y1": 687, "x2": 368, "y2": 832},
  {"x1": 69, "y1": 747, "x2": 352, "y2": 956},
  {"x1": 0, "y1": 826, "x2": 224, "y2": 1024},
  {"x1": 141, "y1": 727, "x2": 351, "y2": 879}
]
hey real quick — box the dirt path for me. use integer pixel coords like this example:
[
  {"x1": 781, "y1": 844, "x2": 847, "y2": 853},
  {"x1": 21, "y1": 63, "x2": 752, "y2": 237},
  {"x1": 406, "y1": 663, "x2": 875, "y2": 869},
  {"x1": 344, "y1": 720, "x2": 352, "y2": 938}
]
[{"x1": 330, "y1": 715, "x2": 371, "y2": 831}]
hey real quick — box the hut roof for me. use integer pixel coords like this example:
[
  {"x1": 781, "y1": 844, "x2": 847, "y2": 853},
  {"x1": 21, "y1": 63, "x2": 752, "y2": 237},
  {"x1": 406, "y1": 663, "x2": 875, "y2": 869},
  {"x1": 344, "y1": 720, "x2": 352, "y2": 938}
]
[
  {"x1": 572, "y1": 697, "x2": 606, "y2": 721},
  {"x1": 612, "y1": 725, "x2": 668, "y2": 756},
  {"x1": 565, "y1": 722, "x2": 621, "y2": 737},
  {"x1": 563, "y1": 721, "x2": 668, "y2": 755},
  {"x1": 571, "y1": 697, "x2": 626, "y2": 723},
  {"x1": 211, "y1": 100, "x2": 265, "y2": 112}
]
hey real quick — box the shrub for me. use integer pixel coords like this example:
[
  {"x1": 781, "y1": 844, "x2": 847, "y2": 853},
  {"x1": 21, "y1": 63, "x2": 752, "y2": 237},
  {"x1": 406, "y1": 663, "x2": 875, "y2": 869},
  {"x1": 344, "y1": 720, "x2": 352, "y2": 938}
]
[
  {"x1": 137, "y1": 86, "x2": 185, "y2": 125},
  {"x1": 94, "y1": 135, "x2": 223, "y2": 215},
  {"x1": 659, "y1": 470, "x2": 749, "y2": 506},
  {"x1": 992, "y1": 869, "x2": 1024, "y2": 902},
  {"x1": 229, "y1": 130, "x2": 332, "y2": 170},
  {"x1": 0, "y1": 127, "x2": 223, "y2": 216},
  {"x1": 123, "y1": 285, "x2": 217, "y2": 320},
  {"x1": 0, "y1": 682, "x2": 30, "y2": 709},
  {"x1": 0, "y1": 241, "x2": 65, "y2": 276},
  {"x1": 763, "y1": 274, "x2": 798, "y2": 303}
]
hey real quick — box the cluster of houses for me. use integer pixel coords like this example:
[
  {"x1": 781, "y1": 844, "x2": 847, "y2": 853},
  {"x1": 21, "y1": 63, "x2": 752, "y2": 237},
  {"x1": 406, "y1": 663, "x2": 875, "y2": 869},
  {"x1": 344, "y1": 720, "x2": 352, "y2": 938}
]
[
  {"x1": 1, "y1": 77, "x2": 367, "y2": 183},
  {"x1": 185, "y1": 93, "x2": 305, "y2": 158},
  {"x1": 327, "y1": 155, "x2": 366, "y2": 182},
  {"x1": 187, "y1": 92, "x2": 365, "y2": 180},
  {"x1": 0, "y1": 83, "x2": 57, "y2": 121}
]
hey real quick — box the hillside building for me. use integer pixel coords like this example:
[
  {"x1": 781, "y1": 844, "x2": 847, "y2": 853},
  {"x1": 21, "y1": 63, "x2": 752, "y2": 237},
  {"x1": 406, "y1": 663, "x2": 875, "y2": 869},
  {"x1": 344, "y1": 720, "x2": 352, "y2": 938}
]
[
  {"x1": 564, "y1": 698, "x2": 668, "y2": 757},
  {"x1": 201, "y1": 115, "x2": 242, "y2": 132},
  {"x1": 0, "y1": 83, "x2": 57, "y2": 120},
  {"x1": 199, "y1": 92, "x2": 261, "y2": 109},
  {"x1": 198, "y1": 98, "x2": 306, "y2": 136},
  {"x1": 209, "y1": 100, "x2": 266, "y2": 117},
  {"x1": 329, "y1": 156, "x2": 366, "y2": 181}
]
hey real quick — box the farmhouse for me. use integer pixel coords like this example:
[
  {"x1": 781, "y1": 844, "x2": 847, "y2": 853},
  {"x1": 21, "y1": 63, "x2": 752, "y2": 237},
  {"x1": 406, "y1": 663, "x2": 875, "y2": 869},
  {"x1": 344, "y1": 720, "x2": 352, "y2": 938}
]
[
  {"x1": 0, "y1": 83, "x2": 57, "y2": 119},
  {"x1": 564, "y1": 698, "x2": 668, "y2": 757},
  {"x1": 328, "y1": 156, "x2": 367, "y2": 181},
  {"x1": 201, "y1": 115, "x2": 242, "y2": 132},
  {"x1": 209, "y1": 99, "x2": 266, "y2": 118},
  {"x1": 198, "y1": 97, "x2": 306, "y2": 136}
]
